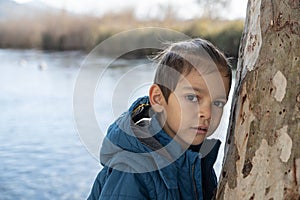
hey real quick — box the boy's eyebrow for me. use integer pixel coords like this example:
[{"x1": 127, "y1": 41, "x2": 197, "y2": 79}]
[{"x1": 182, "y1": 86, "x2": 205, "y2": 93}]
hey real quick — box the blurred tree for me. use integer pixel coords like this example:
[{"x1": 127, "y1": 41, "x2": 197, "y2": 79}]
[
  {"x1": 216, "y1": 0, "x2": 300, "y2": 199},
  {"x1": 196, "y1": 0, "x2": 230, "y2": 19},
  {"x1": 42, "y1": 32, "x2": 54, "y2": 50}
]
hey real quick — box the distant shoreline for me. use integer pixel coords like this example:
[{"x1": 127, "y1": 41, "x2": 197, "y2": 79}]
[{"x1": 0, "y1": 11, "x2": 243, "y2": 69}]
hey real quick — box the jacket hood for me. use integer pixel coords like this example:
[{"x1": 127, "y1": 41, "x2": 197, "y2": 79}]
[{"x1": 100, "y1": 96, "x2": 184, "y2": 174}]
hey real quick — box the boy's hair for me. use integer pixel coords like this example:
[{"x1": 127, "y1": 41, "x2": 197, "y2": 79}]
[{"x1": 153, "y1": 38, "x2": 232, "y2": 102}]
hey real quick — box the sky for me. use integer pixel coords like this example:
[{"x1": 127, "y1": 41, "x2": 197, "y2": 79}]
[{"x1": 14, "y1": 0, "x2": 248, "y2": 20}]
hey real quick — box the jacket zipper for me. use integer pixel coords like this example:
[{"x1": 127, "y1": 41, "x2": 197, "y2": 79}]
[{"x1": 192, "y1": 164, "x2": 199, "y2": 200}]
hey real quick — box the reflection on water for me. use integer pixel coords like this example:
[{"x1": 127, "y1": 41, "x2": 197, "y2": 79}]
[
  {"x1": 0, "y1": 49, "x2": 99, "y2": 199},
  {"x1": 0, "y1": 49, "x2": 233, "y2": 199}
]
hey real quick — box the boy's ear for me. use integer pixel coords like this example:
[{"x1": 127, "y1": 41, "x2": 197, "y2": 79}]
[{"x1": 149, "y1": 84, "x2": 165, "y2": 113}]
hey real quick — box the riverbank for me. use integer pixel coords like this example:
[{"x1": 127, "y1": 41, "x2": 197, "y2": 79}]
[{"x1": 0, "y1": 11, "x2": 243, "y2": 66}]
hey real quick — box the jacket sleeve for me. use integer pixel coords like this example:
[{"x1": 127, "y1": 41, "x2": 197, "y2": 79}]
[
  {"x1": 87, "y1": 167, "x2": 154, "y2": 200},
  {"x1": 87, "y1": 169, "x2": 106, "y2": 200}
]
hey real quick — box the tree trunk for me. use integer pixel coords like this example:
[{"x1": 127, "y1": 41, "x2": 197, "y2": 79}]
[{"x1": 216, "y1": 0, "x2": 300, "y2": 199}]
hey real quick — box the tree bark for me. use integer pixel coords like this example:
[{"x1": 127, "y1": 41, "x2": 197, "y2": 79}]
[{"x1": 216, "y1": 0, "x2": 300, "y2": 199}]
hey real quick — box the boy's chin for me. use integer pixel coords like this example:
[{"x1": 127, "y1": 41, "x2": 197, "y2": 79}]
[
  {"x1": 190, "y1": 139, "x2": 205, "y2": 146},
  {"x1": 182, "y1": 136, "x2": 206, "y2": 147}
]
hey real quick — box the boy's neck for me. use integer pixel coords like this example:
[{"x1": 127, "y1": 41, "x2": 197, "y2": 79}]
[{"x1": 189, "y1": 144, "x2": 202, "y2": 152}]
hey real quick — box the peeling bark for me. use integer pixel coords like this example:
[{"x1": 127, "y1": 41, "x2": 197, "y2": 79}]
[
  {"x1": 272, "y1": 71, "x2": 287, "y2": 102},
  {"x1": 216, "y1": 0, "x2": 300, "y2": 199}
]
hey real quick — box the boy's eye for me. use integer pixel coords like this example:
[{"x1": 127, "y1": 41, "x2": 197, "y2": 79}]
[
  {"x1": 185, "y1": 94, "x2": 198, "y2": 102},
  {"x1": 213, "y1": 101, "x2": 226, "y2": 108}
]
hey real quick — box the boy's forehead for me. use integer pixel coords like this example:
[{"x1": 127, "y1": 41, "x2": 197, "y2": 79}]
[{"x1": 177, "y1": 70, "x2": 230, "y2": 97}]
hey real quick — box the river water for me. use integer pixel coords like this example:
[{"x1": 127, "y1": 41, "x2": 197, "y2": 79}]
[{"x1": 0, "y1": 49, "x2": 233, "y2": 199}]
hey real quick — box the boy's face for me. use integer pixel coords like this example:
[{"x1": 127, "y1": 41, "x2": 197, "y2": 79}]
[{"x1": 160, "y1": 69, "x2": 230, "y2": 146}]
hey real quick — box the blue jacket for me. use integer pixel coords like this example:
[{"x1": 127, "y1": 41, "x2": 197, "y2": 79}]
[{"x1": 88, "y1": 96, "x2": 221, "y2": 200}]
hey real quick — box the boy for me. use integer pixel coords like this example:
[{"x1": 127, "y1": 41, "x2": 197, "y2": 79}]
[{"x1": 88, "y1": 38, "x2": 232, "y2": 200}]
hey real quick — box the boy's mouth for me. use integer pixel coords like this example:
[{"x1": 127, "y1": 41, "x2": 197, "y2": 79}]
[{"x1": 192, "y1": 126, "x2": 208, "y2": 135}]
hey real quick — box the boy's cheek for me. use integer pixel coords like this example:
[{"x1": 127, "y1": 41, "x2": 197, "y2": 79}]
[
  {"x1": 212, "y1": 108, "x2": 223, "y2": 120},
  {"x1": 209, "y1": 111, "x2": 223, "y2": 129}
]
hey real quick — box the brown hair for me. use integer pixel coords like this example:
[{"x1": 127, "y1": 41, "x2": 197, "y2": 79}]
[{"x1": 153, "y1": 38, "x2": 232, "y2": 102}]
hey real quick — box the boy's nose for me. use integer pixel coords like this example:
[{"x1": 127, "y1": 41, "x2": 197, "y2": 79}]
[{"x1": 198, "y1": 102, "x2": 211, "y2": 120}]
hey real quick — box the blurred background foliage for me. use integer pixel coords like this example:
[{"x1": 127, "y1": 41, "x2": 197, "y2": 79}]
[{"x1": 0, "y1": 1, "x2": 244, "y2": 68}]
